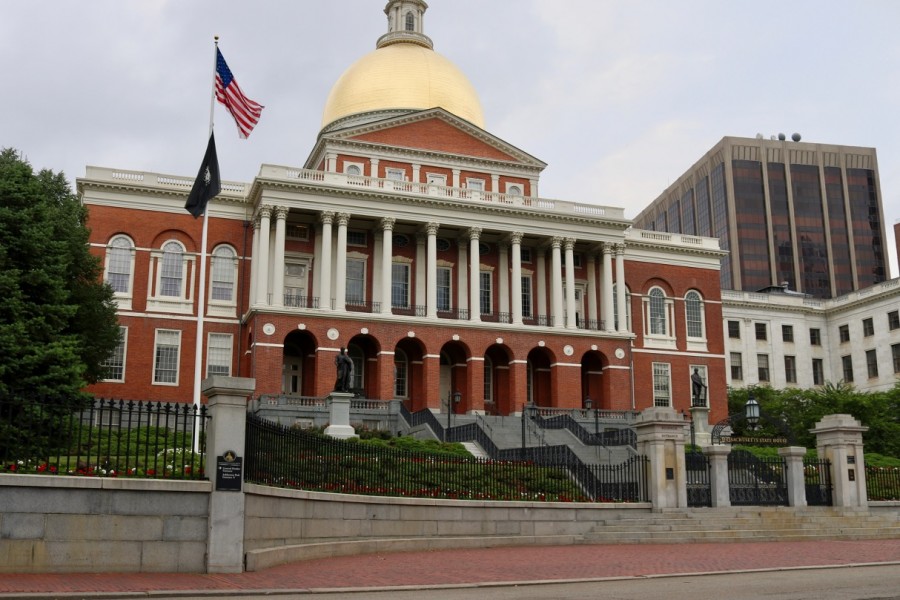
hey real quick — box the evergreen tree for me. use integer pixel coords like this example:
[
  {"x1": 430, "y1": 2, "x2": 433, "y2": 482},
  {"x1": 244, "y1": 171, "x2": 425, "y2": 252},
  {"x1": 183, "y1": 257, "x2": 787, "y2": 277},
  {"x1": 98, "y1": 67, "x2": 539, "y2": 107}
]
[{"x1": 0, "y1": 148, "x2": 120, "y2": 400}]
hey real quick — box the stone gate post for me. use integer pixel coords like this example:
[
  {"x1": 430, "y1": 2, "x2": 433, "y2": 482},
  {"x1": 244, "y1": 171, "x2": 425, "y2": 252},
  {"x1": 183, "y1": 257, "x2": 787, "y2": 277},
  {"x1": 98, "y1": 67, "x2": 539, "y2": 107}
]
[
  {"x1": 204, "y1": 376, "x2": 255, "y2": 573},
  {"x1": 702, "y1": 444, "x2": 731, "y2": 507},
  {"x1": 811, "y1": 414, "x2": 868, "y2": 508},
  {"x1": 635, "y1": 407, "x2": 688, "y2": 509},
  {"x1": 778, "y1": 446, "x2": 809, "y2": 508}
]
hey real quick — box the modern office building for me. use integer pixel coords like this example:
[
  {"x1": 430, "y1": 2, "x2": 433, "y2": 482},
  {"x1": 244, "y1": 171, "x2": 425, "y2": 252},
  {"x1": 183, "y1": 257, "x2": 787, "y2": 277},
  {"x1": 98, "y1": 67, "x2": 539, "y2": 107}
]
[
  {"x1": 78, "y1": 0, "x2": 729, "y2": 421},
  {"x1": 634, "y1": 136, "x2": 890, "y2": 299}
]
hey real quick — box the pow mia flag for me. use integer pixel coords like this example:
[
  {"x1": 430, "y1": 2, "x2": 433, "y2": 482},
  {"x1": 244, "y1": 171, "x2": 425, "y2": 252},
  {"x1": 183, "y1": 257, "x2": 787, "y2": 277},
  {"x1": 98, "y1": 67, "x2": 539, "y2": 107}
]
[{"x1": 185, "y1": 132, "x2": 222, "y2": 218}]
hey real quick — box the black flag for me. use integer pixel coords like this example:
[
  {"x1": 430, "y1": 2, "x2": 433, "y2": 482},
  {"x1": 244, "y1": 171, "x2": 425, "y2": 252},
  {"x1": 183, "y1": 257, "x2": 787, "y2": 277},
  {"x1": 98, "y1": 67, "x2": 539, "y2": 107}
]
[{"x1": 185, "y1": 132, "x2": 221, "y2": 218}]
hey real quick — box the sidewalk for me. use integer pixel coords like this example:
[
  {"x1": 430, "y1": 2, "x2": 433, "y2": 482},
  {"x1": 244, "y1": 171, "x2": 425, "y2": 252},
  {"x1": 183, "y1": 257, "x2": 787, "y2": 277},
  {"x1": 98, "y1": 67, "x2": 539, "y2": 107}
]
[{"x1": 1, "y1": 539, "x2": 899, "y2": 597}]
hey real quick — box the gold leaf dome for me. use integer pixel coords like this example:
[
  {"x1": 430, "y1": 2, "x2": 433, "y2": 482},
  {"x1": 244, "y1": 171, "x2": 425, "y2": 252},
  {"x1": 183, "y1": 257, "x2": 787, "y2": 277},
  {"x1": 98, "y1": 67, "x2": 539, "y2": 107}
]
[{"x1": 321, "y1": 20, "x2": 484, "y2": 130}]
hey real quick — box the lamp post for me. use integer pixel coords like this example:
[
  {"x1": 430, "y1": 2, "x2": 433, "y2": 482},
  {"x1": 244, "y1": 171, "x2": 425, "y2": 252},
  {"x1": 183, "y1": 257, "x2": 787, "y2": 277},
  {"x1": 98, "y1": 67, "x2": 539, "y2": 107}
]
[{"x1": 745, "y1": 392, "x2": 760, "y2": 431}]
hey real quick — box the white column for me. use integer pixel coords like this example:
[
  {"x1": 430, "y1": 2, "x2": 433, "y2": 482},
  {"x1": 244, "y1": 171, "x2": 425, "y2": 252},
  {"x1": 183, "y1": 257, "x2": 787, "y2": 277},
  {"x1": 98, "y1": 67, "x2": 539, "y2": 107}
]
[
  {"x1": 498, "y1": 241, "x2": 509, "y2": 319},
  {"x1": 334, "y1": 213, "x2": 350, "y2": 312},
  {"x1": 369, "y1": 158, "x2": 380, "y2": 178},
  {"x1": 602, "y1": 242, "x2": 615, "y2": 332},
  {"x1": 457, "y1": 238, "x2": 468, "y2": 315},
  {"x1": 325, "y1": 152, "x2": 337, "y2": 172},
  {"x1": 491, "y1": 174, "x2": 500, "y2": 193},
  {"x1": 319, "y1": 212, "x2": 334, "y2": 310},
  {"x1": 550, "y1": 237, "x2": 564, "y2": 328},
  {"x1": 615, "y1": 243, "x2": 627, "y2": 333},
  {"x1": 510, "y1": 232, "x2": 523, "y2": 325},
  {"x1": 529, "y1": 178, "x2": 538, "y2": 198},
  {"x1": 587, "y1": 252, "x2": 598, "y2": 329},
  {"x1": 380, "y1": 217, "x2": 395, "y2": 314},
  {"x1": 468, "y1": 227, "x2": 481, "y2": 322},
  {"x1": 536, "y1": 247, "x2": 547, "y2": 325},
  {"x1": 426, "y1": 222, "x2": 439, "y2": 319},
  {"x1": 249, "y1": 219, "x2": 260, "y2": 305},
  {"x1": 412, "y1": 163, "x2": 421, "y2": 183},
  {"x1": 256, "y1": 206, "x2": 272, "y2": 306},
  {"x1": 452, "y1": 168, "x2": 461, "y2": 189},
  {"x1": 271, "y1": 207, "x2": 287, "y2": 307},
  {"x1": 564, "y1": 237, "x2": 577, "y2": 329},
  {"x1": 415, "y1": 232, "x2": 426, "y2": 311}
]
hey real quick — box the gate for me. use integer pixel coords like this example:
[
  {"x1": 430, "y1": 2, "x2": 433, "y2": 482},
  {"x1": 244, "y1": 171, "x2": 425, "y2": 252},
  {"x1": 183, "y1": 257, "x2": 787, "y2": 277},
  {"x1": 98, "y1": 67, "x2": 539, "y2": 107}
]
[
  {"x1": 727, "y1": 450, "x2": 788, "y2": 506},
  {"x1": 804, "y1": 458, "x2": 833, "y2": 506},
  {"x1": 686, "y1": 451, "x2": 711, "y2": 507}
]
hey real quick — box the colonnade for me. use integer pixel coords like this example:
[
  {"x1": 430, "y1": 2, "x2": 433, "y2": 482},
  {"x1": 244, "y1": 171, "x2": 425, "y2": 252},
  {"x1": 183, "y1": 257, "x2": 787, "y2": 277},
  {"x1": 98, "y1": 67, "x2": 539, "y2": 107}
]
[{"x1": 248, "y1": 206, "x2": 629, "y2": 331}]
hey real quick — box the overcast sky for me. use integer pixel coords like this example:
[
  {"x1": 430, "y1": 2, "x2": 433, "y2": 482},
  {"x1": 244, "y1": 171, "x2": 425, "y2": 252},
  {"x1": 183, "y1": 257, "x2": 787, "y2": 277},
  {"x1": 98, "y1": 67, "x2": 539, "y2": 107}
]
[{"x1": 4, "y1": 0, "x2": 899, "y2": 276}]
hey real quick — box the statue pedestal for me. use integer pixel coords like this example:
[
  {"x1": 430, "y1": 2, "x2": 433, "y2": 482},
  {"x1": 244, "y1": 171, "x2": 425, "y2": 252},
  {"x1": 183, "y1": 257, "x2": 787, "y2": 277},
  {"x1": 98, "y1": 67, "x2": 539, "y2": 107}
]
[{"x1": 324, "y1": 392, "x2": 357, "y2": 439}]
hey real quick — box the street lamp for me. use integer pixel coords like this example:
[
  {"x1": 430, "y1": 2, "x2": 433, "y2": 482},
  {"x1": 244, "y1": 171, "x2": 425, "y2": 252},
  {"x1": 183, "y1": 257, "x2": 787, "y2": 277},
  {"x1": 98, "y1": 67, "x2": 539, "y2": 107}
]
[{"x1": 745, "y1": 392, "x2": 760, "y2": 431}]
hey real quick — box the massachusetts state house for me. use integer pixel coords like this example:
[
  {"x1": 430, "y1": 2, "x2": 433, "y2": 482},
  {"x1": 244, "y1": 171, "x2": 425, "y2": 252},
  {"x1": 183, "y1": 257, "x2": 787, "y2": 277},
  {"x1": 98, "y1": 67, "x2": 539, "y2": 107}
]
[{"x1": 80, "y1": 0, "x2": 728, "y2": 422}]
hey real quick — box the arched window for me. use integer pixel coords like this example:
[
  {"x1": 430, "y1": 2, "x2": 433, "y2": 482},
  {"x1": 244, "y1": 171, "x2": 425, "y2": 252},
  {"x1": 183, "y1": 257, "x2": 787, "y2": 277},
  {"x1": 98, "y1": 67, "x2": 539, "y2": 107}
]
[
  {"x1": 345, "y1": 164, "x2": 361, "y2": 175},
  {"x1": 394, "y1": 349, "x2": 408, "y2": 398},
  {"x1": 160, "y1": 241, "x2": 184, "y2": 297},
  {"x1": 405, "y1": 11, "x2": 415, "y2": 31},
  {"x1": 106, "y1": 235, "x2": 134, "y2": 294},
  {"x1": 648, "y1": 287, "x2": 667, "y2": 335},
  {"x1": 685, "y1": 290, "x2": 705, "y2": 339},
  {"x1": 211, "y1": 245, "x2": 237, "y2": 302}
]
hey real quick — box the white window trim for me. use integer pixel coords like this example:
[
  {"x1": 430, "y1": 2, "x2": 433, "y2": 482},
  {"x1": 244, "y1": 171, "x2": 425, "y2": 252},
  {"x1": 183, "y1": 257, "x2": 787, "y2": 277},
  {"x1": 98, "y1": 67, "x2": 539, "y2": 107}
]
[
  {"x1": 394, "y1": 349, "x2": 408, "y2": 399},
  {"x1": 101, "y1": 326, "x2": 128, "y2": 383},
  {"x1": 208, "y1": 245, "x2": 239, "y2": 318},
  {"x1": 147, "y1": 241, "x2": 194, "y2": 314},
  {"x1": 152, "y1": 329, "x2": 181, "y2": 386},
  {"x1": 386, "y1": 168, "x2": 406, "y2": 181},
  {"x1": 391, "y1": 261, "x2": 411, "y2": 308},
  {"x1": 643, "y1": 288, "x2": 676, "y2": 349},
  {"x1": 104, "y1": 235, "x2": 135, "y2": 310},
  {"x1": 343, "y1": 161, "x2": 365, "y2": 176},
  {"x1": 206, "y1": 332, "x2": 233, "y2": 378},
  {"x1": 346, "y1": 254, "x2": 369, "y2": 306},
  {"x1": 436, "y1": 265, "x2": 453, "y2": 312},
  {"x1": 684, "y1": 290, "x2": 707, "y2": 352},
  {"x1": 506, "y1": 183, "x2": 524, "y2": 195},
  {"x1": 426, "y1": 173, "x2": 447, "y2": 186},
  {"x1": 652, "y1": 362, "x2": 671, "y2": 407}
]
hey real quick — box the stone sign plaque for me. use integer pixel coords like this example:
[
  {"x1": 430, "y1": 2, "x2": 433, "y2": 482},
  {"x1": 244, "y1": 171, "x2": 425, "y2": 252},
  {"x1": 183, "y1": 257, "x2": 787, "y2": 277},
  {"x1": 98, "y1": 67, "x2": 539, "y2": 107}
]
[{"x1": 216, "y1": 450, "x2": 242, "y2": 492}]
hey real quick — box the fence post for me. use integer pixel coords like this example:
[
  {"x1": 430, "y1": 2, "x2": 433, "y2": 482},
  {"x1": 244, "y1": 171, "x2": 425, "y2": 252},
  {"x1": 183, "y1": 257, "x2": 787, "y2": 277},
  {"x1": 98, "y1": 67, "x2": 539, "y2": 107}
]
[
  {"x1": 811, "y1": 414, "x2": 868, "y2": 508},
  {"x1": 703, "y1": 444, "x2": 731, "y2": 507},
  {"x1": 778, "y1": 446, "x2": 808, "y2": 508},
  {"x1": 635, "y1": 407, "x2": 688, "y2": 509},
  {"x1": 204, "y1": 376, "x2": 255, "y2": 573}
]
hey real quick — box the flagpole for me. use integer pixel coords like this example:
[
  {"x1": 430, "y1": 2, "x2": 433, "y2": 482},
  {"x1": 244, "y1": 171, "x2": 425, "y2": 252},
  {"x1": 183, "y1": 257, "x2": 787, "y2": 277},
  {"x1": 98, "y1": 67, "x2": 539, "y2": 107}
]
[{"x1": 192, "y1": 36, "x2": 219, "y2": 453}]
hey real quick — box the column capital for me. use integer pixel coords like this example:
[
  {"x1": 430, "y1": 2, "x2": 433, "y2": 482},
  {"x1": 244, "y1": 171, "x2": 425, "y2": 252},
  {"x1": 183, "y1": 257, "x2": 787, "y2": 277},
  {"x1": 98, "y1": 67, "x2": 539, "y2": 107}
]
[
  {"x1": 258, "y1": 205, "x2": 273, "y2": 220},
  {"x1": 602, "y1": 241, "x2": 615, "y2": 254},
  {"x1": 425, "y1": 222, "x2": 440, "y2": 236},
  {"x1": 336, "y1": 212, "x2": 351, "y2": 226},
  {"x1": 274, "y1": 206, "x2": 289, "y2": 220},
  {"x1": 509, "y1": 231, "x2": 524, "y2": 245},
  {"x1": 564, "y1": 237, "x2": 576, "y2": 250},
  {"x1": 380, "y1": 216, "x2": 396, "y2": 231},
  {"x1": 466, "y1": 227, "x2": 482, "y2": 241},
  {"x1": 550, "y1": 236, "x2": 563, "y2": 249},
  {"x1": 320, "y1": 211, "x2": 335, "y2": 225},
  {"x1": 615, "y1": 242, "x2": 626, "y2": 255}
]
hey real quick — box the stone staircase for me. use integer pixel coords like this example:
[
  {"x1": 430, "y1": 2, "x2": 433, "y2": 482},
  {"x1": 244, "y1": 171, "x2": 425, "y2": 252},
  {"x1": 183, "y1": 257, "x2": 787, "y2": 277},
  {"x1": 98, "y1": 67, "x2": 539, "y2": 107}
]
[{"x1": 584, "y1": 507, "x2": 900, "y2": 544}]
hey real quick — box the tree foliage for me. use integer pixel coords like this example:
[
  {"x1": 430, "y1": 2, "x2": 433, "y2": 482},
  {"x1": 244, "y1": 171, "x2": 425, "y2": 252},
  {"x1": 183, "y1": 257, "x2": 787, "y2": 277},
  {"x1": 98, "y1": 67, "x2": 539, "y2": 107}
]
[
  {"x1": 727, "y1": 382, "x2": 900, "y2": 458},
  {"x1": 0, "y1": 148, "x2": 120, "y2": 400}
]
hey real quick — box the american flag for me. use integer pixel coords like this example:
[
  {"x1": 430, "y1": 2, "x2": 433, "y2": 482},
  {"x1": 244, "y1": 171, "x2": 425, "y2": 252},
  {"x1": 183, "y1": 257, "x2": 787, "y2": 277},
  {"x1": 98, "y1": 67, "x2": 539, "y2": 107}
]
[{"x1": 215, "y1": 48, "x2": 264, "y2": 138}]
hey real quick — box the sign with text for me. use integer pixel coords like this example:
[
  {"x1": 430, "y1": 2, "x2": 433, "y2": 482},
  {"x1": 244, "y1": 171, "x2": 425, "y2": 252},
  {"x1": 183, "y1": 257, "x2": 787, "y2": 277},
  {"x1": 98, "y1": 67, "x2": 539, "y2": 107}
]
[{"x1": 216, "y1": 450, "x2": 242, "y2": 492}]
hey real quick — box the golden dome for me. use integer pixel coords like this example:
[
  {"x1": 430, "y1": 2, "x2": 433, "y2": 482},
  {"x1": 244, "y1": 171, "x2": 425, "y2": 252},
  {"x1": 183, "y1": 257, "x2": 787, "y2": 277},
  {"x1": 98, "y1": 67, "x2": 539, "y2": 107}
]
[{"x1": 321, "y1": 42, "x2": 485, "y2": 130}]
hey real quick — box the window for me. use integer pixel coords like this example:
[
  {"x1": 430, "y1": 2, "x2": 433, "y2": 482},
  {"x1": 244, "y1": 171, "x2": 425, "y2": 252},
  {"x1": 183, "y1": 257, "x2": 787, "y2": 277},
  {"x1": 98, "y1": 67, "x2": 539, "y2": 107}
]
[
  {"x1": 889, "y1": 310, "x2": 900, "y2": 331},
  {"x1": 892, "y1": 343, "x2": 900, "y2": 374},
  {"x1": 684, "y1": 291, "x2": 704, "y2": 339},
  {"x1": 521, "y1": 276, "x2": 532, "y2": 317},
  {"x1": 730, "y1": 352, "x2": 743, "y2": 380},
  {"x1": 436, "y1": 238, "x2": 451, "y2": 252},
  {"x1": 346, "y1": 258, "x2": 366, "y2": 305},
  {"x1": 784, "y1": 355, "x2": 796, "y2": 384},
  {"x1": 386, "y1": 168, "x2": 405, "y2": 181},
  {"x1": 347, "y1": 230, "x2": 367, "y2": 247},
  {"x1": 782, "y1": 324, "x2": 794, "y2": 343},
  {"x1": 648, "y1": 287, "x2": 668, "y2": 336},
  {"x1": 809, "y1": 328, "x2": 821, "y2": 345},
  {"x1": 863, "y1": 318, "x2": 874, "y2": 337},
  {"x1": 206, "y1": 333, "x2": 232, "y2": 377},
  {"x1": 812, "y1": 358, "x2": 824, "y2": 386},
  {"x1": 405, "y1": 10, "x2": 414, "y2": 30},
  {"x1": 394, "y1": 349, "x2": 408, "y2": 398},
  {"x1": 436, "y1": 267, "x2": 452, "y2": 311},
  {"x1": 391, "y1": 263, "x2": 410, "y2": 308},
  {"x1": 839, "y1": 324, "x2": 850, "y2": 343},
  {"x1": 102, "y1": 326, "x2": 127, "y2": 382},
  {"x1": 507, "y1": 184, "x2": 523, "y2": 195},
  {"x1": 728, "y1": 320, "x2": 741, "y2": 339},
  {"x1": 153, "y1": 329, "x2": 181, "y2": 385},
  {"x1": 160, "y1": 241, "x2": 185, "y2": 297},
  {"x1": 842, "y1": 355, "x2": 854, "y2": 383},
  {"x1": 286, "y1": 224, "x2": 309, "y2": 240},
  {"x1": 483, "y1": 356, "x2": 493, "y2": 403},
  {"x1": 757, "y1": 353, "x2": 770, "y2": 382},
  {"x1": 393, "y1": 234, "x2": 410, "y2": 248},
  {"x1": 344, "y1": 163, "x2": 362, "y2": 176},
  {"x1": 210, "y1": 246, "x2": 237, "y2": 302},
  {"x1": 105, "y1": 236, "x2": 134, "y2": 294},
  {"x1": 520, "y1": 247, "x2": 532, "y2": 263},
  {"x1": 426, "y1": 173, "x2": 447, "y2": 185},
  {"x1": 652, "y1": 363, "x2": 671, "y2": 407},
  {"x1": 284, "y1": 259, "x2": 309, "y2": 306},
  {"x1": 866, "y1": 349, "x2": 878, "y2": 378},
  {"x1": 465, "y1": 178, "x2": 484, "y2": 191},
  {"x1": 755, "y1": 322, "x2": 767, "y2": 341},
  {"x1": 480, "y1": 271, "x2": 492, "y2": 315}
]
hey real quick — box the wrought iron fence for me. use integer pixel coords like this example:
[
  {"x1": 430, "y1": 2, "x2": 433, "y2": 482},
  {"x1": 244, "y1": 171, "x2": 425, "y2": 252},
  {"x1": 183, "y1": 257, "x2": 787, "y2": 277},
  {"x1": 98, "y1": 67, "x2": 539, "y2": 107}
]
[
  {"x1": 865, "y1": 466, "x2": 900, "y2": 500},
  {"x1": 0, "y1": 396, "x2": 208, "y2": 480},
  {"x1": 245, "y1": 414, "x2": 649, "y2": 502},
  {"x1": 803, "y1": 458, "x2": 833, "y2": 506},
  {"x1": 685, "y1": 451, "x2": 712, "y2": 507},
  {"x1": 727, "y1": 450, "x2": 788, "y2": 506}
]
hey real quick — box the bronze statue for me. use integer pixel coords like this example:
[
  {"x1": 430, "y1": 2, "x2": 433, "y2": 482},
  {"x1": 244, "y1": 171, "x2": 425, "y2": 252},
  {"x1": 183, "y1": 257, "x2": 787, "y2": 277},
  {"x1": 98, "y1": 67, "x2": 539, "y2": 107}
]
[
  {"x1": 691, "y1": 368, "x2": 706, "y2": 404},
  {"x1": 334, "y1": 347, "x2": 354, "y2": 393}
]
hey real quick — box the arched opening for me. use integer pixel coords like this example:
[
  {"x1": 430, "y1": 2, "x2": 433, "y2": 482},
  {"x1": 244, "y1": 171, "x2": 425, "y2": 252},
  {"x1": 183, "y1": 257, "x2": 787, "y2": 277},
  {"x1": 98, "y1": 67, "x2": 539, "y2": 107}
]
[
  {"x1": 526, "y1": 347, "x2": 554, "y2": 407},
  {"x1": 282, "y1": 330, "x2": 318, "y2": 397},
  {"x1": 580, "y1": 350, "x2": 606, "y2": 409},
  {"x1": 345, "y1": 334, "x2": 381, "y2": 398},
  {"x1": 395, "y1": 337, "x2": 426, "y2": 410},
  {"x1": 484, "y1": 344, "x2": 512, "y2": 415},
  {"x1": 439, "y1": 341, "x2": 469, "y2": 414}
]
